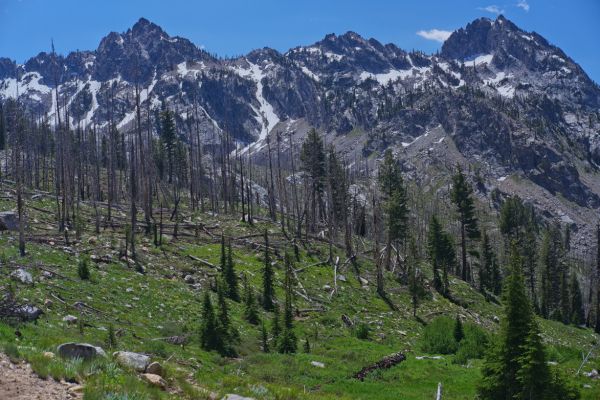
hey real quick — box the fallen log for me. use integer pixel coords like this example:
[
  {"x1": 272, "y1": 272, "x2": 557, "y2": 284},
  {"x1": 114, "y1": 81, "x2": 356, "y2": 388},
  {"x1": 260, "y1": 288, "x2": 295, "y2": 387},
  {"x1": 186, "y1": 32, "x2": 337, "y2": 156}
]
[{"x1": 354, "y1": 352, "x2": 406, "y2": 381}]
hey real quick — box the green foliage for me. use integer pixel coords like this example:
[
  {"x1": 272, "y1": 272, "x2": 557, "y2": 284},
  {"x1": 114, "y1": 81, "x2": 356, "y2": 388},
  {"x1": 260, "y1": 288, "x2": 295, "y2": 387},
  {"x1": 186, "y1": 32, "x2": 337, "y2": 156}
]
[
  {"x1": 570, "y1": 275, "x2": 585, "y2": 326},
  {"x1": 278, "y1": 254, "x2": 297, "y2": 354},
  {"x1": 78, "y1": 257, "x2": 91, "y2": 280},
  {"x1": 260, "y1": 322, "x2": 269, "y2": 353},
  {"x1": 220, "y1": 235, "x2": 239, "y2": 302},
  {"x1": 105, "y1": 324, "x2": 117, "y2": 349},
  {"x1": 262, "y1": 230, "x2": 275, "y2": 311},
  {"x1": 454, "y1": 324, "x2": 489, "y2": 365},
  {"x1": 303, "y1": 337, "x2": 311, "y2": 353},
  {"x1": 451, "y1": 166, "x2": 480, "y2": 280},
  {"x1": 242, "y1": 275, "x2": 260, "y2": 325},
  {"x1": 354, "y1": 322, "x2": 371, "y2": 340},
  {"x1": 419, "y1": 317, "x2": 458, "y2": 354},
  {"x1": 427, "y1": 215, "x2": 454, "y2": 296},
  {"x1": 454, "y1": 315, "x2": 465, "y2": 343},
  {"x1": 477, "y1": 245, "x2": 579, "y2": 400},
  {"x1": 3, "y1": 342, "x2": 20, "y2": 362},
  {"x1": 300, "y1": 128, "x2": 326, "y2": 194}
]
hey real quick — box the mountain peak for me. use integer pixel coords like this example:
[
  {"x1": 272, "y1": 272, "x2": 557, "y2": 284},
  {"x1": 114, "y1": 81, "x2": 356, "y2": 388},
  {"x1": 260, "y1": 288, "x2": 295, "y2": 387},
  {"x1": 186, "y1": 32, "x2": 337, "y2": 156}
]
[{"x1": 130, "y1": 17, "x2": 167, "y2": 39}]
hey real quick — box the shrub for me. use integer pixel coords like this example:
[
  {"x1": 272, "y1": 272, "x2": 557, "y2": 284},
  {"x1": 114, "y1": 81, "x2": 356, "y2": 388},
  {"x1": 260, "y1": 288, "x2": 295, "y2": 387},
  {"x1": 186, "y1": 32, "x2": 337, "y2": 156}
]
[
  {"x1": 3, "y1": 342, "x2": 20, "y2": 362},
  {"x1": 419, "y1": 316, "x2": 458, "y2": 354},
  {"x1": 354, "y1": 322, "x2": 370, "y2": 340}
]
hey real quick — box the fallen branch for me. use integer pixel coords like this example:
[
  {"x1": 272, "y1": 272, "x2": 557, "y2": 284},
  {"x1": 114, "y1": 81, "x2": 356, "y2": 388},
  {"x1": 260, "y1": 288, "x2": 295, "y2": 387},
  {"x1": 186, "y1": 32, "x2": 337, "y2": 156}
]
[{"x1": 354, "y1": 352, "x2": 406, "y2": 381}]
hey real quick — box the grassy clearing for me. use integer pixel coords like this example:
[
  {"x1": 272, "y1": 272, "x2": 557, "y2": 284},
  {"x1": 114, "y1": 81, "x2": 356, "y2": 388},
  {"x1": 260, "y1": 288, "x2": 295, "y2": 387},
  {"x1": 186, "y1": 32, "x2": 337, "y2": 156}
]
[{"x1": 0, "y1": 195, "x2": 599, "y2": 399}]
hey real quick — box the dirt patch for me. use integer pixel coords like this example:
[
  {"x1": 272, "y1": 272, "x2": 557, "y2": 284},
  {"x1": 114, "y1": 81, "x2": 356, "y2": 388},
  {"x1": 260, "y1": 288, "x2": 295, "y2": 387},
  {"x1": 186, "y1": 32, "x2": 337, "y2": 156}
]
[{"x1": 0, "y1": 353, "x2": 81, "y2": 400}]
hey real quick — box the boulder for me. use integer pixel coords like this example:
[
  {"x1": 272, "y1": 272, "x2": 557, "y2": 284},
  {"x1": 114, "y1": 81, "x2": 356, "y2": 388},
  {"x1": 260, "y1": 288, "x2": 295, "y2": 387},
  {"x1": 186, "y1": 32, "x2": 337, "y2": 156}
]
[
  {"x1": 141, "y1": 373, "x2": 167, "y2": 390},
  {"x1": 311, "y1": 361, "x2": 325, "y2": 368},
  {"x1": 184, "y1": 275, "x2": 195, "y2": 284},
  {"x1": 43, "y1": 351, "x2": 55, "y2": 359},
  {"x1": 15, "y1": 304, "x2": 43, "y2": 321},
  {"x1": 146, "y1": 361, "x2": 164, "y2": 376},
  {"x1": 10, "y1": 268, "x2": 33, "y2": 284},
  {"x1": 0, "y1": 211, "x2": 18, "y2": 231},
  {"x1": 63, "y1": 315, "x2": 78, "y2": 324},
  {"x1": 222, "y1": 395, "x2": 255, "y2": 400},
  {"x1": 57, "y1": 343, "x2": 105, "y2": 360},
  {"x1": 113, "y1": 351, "x2": 150, "y2": 372}
]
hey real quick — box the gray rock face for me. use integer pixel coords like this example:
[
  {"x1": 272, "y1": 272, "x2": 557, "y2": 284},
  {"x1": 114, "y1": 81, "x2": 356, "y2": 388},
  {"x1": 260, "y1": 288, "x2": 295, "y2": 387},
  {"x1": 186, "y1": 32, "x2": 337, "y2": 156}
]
[
  {"x1": 113, "y1": 351, "x2": 151, "y2": 372},
  {"x1": 57, "y1": 343, "x2": 105, "y2": 360},
  {"x1": 10, "y1": 268, "x2": 33, "y2": 285},
  {"x1": 0, "y1": 211, "x2": 18, "y2": 231}
]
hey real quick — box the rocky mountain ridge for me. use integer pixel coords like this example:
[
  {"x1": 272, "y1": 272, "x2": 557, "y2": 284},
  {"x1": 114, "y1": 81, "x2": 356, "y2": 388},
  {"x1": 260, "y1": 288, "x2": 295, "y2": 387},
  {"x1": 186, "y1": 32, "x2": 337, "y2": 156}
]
[{"x1": 1, "y1": 15, "x2": 600, "y2": 243}]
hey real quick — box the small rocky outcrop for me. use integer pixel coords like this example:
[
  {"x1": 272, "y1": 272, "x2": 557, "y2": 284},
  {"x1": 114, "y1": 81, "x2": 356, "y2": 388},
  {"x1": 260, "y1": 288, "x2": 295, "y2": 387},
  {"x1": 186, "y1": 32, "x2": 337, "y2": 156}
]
[
  {"x1": 57, "y1": 343, "x2": 106, "y2": 360},
  {"x1": 113, "y1": 351, "x2": 151, "y2": 372}
]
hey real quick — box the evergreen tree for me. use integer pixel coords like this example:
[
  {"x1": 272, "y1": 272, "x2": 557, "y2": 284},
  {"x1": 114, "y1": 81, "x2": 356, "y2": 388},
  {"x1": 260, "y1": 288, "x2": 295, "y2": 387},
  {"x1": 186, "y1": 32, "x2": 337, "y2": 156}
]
[
  {"x1": 451, "y1": 166, "x2": 480, "y2": 281},
  {"x1": 78, "y1": 257, "x2": 90, "y2": 280},
  {"x1": 478, "y1": 244, "x2": 579, "y2": 400},
  {"x1": 105, "y1": 324, "x2": 117, "y2": 349},
  {"x1": 200, "y1": 291, "x2": 221, "y2": 353},
  {"x1": 261, "y1": 322, "x2": 270, "y2": 353},
  {"x1": 569, "y1": 275, "x2": 584, "y2": 326},
  {"x1": 271, "y1": 305, "x2": 281, "y2": 341},
  {"x1": 303, "y1": 337, "x2": 311, "y2": 353},
  {"x1": 278, "y1": 254, "x2": 297, "y2": 354},
  {"x1": 262, "y1": 230, "x2": 275, "y2": 311},
  {"x1": 216, "y1": 280, "x2": 237, "y2": 356},
  {"x1": 378, "y1": 149, "x2": 408, "y2": 271},
  {"x1": 540, "y1": 225, "x2": 564, "y2": 320},
  {"x1": 300, "y1": 128, "x2": 326, "y2": 231},
  {"x1": 454, "y1": 315, "x2": 464, "y2": 343},
  {"x1": 243, "y1": 274, "x2": 260, "y2": 325},
  {"x1": 407, "y1": 236, "x2": 425, "y2": 317},
  {"x1": 221, "y1": 237, "x2": 240, "y2": 301},
  {"x1": 159, "y1": 106, "x2": 177, "y2": 183},
  {"x1": 427, "y1": 215, "x2": 454, "y2": 296}
]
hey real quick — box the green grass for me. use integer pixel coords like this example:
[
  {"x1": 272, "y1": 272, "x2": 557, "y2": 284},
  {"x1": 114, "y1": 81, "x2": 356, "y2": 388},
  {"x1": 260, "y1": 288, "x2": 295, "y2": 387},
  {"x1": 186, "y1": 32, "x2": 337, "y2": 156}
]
[{"x1": 0, "y1": 194, "x2": 599, "y2": 399}]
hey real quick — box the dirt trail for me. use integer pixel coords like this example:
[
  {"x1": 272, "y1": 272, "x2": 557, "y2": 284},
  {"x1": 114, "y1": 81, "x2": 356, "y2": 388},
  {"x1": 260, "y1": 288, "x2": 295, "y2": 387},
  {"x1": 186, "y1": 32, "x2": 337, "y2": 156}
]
[{"x1": 0, "y1": 353, "x2": 81, "y2": 400}]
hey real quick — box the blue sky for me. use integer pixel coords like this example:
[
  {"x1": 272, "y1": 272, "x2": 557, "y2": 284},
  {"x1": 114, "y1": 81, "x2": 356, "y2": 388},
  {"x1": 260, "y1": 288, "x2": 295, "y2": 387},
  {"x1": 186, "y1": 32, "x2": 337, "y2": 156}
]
[{"x1": 0, "y1": 0, "x2": 599, "y2": 82}]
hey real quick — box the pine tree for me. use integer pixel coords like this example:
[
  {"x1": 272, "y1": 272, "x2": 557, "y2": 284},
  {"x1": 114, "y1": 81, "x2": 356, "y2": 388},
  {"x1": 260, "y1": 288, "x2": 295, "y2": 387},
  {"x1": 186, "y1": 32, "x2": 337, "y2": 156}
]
[
  {"x1": 105, "y1": 324, "x2": 117, "y2": 349},
  {"x1": 261, "y1": 322, "x2": 270, "y2": 353},
  {"x1": 378, "y1": 149, "x2": 408, "y2": 271},
  {"x1": 243, "y1": 274, "x2": 260, "y2": 325},
  {"x1": 262, "y1": 230, "x2": 275, "y2": 311},
  {"x1": 570, "y1": 275, "x2": 584, "y2": 326},
  {"x1": 78, "y1": 257, "x2": 90, "y2": 280},
  {"x1": 159, "y1": 106, "x2": 177, "y2": 183},
  {"x1": 200, "y1": 291, "x2": 221, "y2": 353},
  {"x1": 216, "y1": 280, "x2": 237, "y2": 356},
  {"x1": 407, "y1": 236, "x2": 425, "y2": 317},
  {"x1": 540, "y1": 226, "x2": 564, "y2": 320},
  {"x1": 272, "y1": 305, "x2": 281, "y2": 342},
  {"x1": 278, "y1": 254, "x2": 297, "y2": 354},
  {"x1": 303, "y1": 337, "x2": 311, "y2": 353},
  {"x1": 451, "y1": 166, "x2": 480, "y2": 281},
  {"x1": 427, "y1": 215, "x2": 454, "y2": 296},
  {"x1": 300, "y1": 128, "x2": 326, "y2": 231},
  {"x1": 478, "y1": 244, "x2": 579, "y2": 400},
  {"x1": 454, "y1": 315, "x2": 464, "y2": 343},
  {"x1": 479, "y1": 231, "x2": 500, "y2": 295},
  {"x1": 221, "y1": 237, "x2": 239, "y2": 301},
  {"x1": 516, "y1": 321, "x2": 551, "y2": 400}
]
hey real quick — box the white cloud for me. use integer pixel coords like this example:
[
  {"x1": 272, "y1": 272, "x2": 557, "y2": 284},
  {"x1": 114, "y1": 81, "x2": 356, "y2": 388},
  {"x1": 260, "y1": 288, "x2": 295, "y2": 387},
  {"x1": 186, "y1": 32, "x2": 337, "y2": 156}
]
[
  {"x1": 416, "y1": 29, "x2": 453, "y2": 43},
  {"x1": 478, "y1": 5, "x2": 505, "y2": 14},
  {"x1": 516, "y1": 0, "x2": 530, "y2": 11}
]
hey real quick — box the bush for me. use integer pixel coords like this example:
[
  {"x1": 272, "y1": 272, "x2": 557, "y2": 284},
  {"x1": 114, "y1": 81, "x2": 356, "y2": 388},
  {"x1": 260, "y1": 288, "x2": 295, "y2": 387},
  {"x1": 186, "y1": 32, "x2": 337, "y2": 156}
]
[
  {"x1": 3, "y1": 342, "x2": 20, "y2": 362},
  {"x1": 420, "y1": 316, "x2": 458, "y2": 354},
  {"x1": 354, "y1": 322, "x2": 370, "y2": 340}
]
